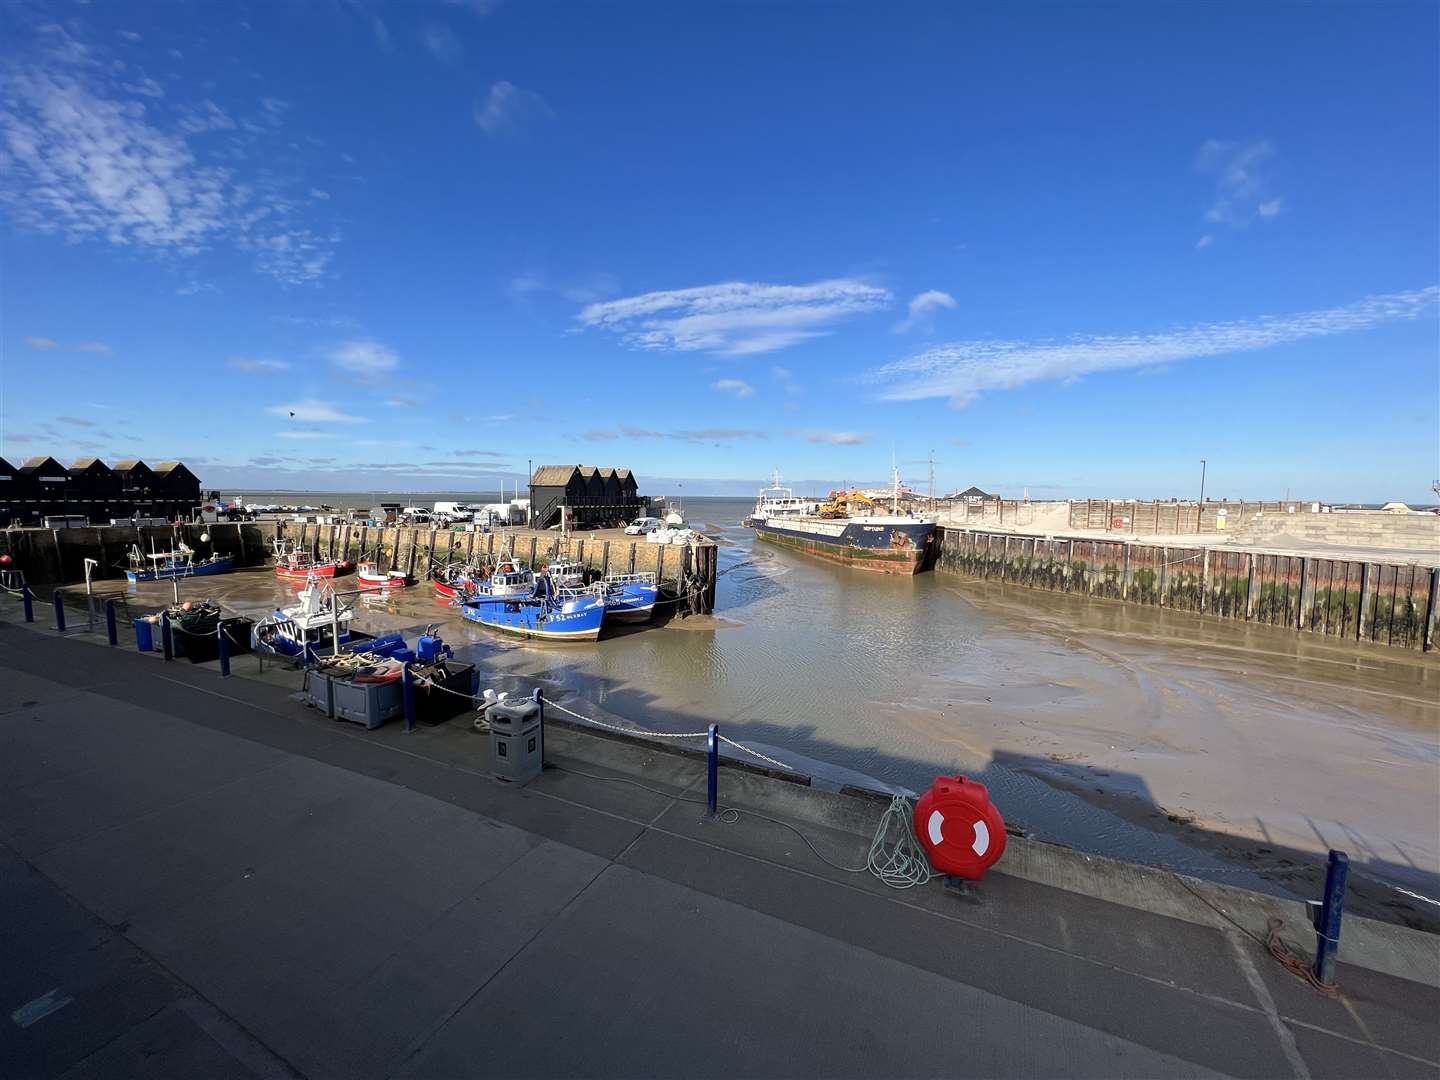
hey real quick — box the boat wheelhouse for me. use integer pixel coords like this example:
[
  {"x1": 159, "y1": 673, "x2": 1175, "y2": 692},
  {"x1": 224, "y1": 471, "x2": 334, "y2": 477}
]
[
  {"x1": 251, "y1": 574, "x2": 357, "y2": 657},
  {"x1": 272, "y1": 538, "x2": 340, "y2": 582},
  {"x1": 746, "y1": 470, "x2": 819, "y2": 525}
]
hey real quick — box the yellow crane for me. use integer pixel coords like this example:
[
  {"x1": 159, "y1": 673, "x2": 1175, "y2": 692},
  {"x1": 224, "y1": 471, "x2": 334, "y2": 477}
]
[{"x1": 817, "y1": 489, "x2": 876, "y2": 518}]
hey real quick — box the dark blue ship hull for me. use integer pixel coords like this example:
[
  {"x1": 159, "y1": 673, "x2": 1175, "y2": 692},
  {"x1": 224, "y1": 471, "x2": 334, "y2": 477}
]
[{"x1": 752, "y1": 517, "x2": 935, "y2": 574}]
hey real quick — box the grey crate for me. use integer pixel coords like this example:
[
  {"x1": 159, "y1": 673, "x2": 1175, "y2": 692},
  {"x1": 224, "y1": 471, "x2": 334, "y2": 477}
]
[
  {"x1": 331, "y1": 676, "x2": 405, "y2": 729},
  {"x1": 302, "y1": 669, "x2": 335, "y2": 716}
]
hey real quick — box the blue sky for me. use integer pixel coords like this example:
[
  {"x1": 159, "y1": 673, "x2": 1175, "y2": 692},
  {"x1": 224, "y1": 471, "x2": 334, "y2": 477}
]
[{"x1": 1, "y1": 1, "x2": 1436, "y2": 501}]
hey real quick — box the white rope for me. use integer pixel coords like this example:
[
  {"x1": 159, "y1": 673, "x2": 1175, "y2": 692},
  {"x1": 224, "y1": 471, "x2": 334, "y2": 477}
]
[{"x1": 865, "y1": 795, "x2": 936, "y2": 889}]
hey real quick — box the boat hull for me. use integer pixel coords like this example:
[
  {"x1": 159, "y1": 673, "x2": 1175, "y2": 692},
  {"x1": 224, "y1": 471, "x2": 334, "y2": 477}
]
[
  {"x1": 602, "y1": 581, "x2": 659, "y2": 622},
  {"x1": 460, "y1": 595, "x2": 604, "y2": 641},
  {"x1": 358, "y1": 572, "x2": 411, "y2": 590},
  {"x1": 753, "y1": 518, "x2": 934, "y2": 575},
  {"x1": 126, "y1": 555, "x2": 235, "y2": 583},
  {"x1": 276, "y1": 562, "x2": 338, "y2": 581},
  {"x1": 433, "y1": 578, "x2": 470, "y2": 600}
]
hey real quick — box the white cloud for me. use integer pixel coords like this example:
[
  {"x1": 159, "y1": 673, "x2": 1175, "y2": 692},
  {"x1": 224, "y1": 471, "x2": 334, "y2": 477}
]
[
  {"x1": 385, "y1": 394, "x2": 417, "y2": 407},
  {"x1": 791, "y1": 428, "x2": 870, "y2": 445},
  {"x1": 421, "y1": 22, "x2": 462, "y2": 61},
  {"x1": 712, "y1": 378, "x2": 754, "y2": 398},
  {"x1": 474, "y1": 80, "x2": 552, "y2": 135},
  {"x1": 75, "y1": 341, "x2": 111, "y2": 353},
  {"x1": 276, "y1": 430, "x2": 337, "y2": 440},
  {"x1": 1197, "y1": 138, "x2": 1281, "y2": 230},
  {"x1": 0, "y1": 40, "x2": 336, "y2": 285},
  {"x1": 329, "y1": 340, "x2": 399, "y2": 374},
  {"x1": 578, "y1": 279, "x2": 892, "y2": 356},
  {"x1": 771, "y1": 365, "x2": 801, "y2": 394},
  {"x1": 1195, "y1": 235, "x2": 1213, "y2": 251},
  {"x1": 868, "y1": 287, "x2": 1440, "y2": 407},
  {"x1": 25, "y1": 336, "x2": 57, "y2": 349},
  {"x1": 266, "y1": 399, "x2": 365, "y2": 423},
  {"x1": 895, "y1": 289, "x2": 956, "y2": 334},
  {"x1": 227, "y1": 356, "x2": 289, "y2": 373}
]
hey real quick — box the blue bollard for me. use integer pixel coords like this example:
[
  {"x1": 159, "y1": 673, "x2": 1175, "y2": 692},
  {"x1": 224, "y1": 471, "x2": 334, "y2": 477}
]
[
  {"x1": 160, "y1": 612, "x2": 173, "y2": 661},
  {"x1": 217, "y1": 623, "x2": 231, "y2": 677},
  {"x1": 22, "y1": 585, "x2": 34, "y2": 623},
  {"x1": 533, "y1": 688, "x2": 545, "y2": 767},
  {"x1": 1312, "y1": 849, "x2": 1349, "y2": 987},
  {"x1": 52, "y1": 589, "x2": 66, "y2": 632},
  {"x1": 402, "y1": 663, "x2": 416, "y2": 732},
  {"x1": 706, "y1": 723, "x2": 719, "y2": 818},
  {"x1": 105, "y1": 600, "x2": 118, "y2": 646}
]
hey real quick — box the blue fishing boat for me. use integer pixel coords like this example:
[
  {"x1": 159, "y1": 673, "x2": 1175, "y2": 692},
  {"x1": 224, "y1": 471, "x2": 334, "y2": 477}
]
[
  {"x1": 251, "y1": 574, "x2": 359, "y2": 658},
  {"x1": 460, "y1": 573, "x2": 605, "y2": 642},
  {"x1": 126, "y1": 542, "x2": 234, "y2": 583},
  {"x1": 591, "y1": 572, "x2": 659, "y2": 623}
]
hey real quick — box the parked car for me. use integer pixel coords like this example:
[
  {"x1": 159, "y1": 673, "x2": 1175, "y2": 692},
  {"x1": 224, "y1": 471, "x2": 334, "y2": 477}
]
[{"x1": 624, "y1": 516, "x2": 663, "y2": 535}]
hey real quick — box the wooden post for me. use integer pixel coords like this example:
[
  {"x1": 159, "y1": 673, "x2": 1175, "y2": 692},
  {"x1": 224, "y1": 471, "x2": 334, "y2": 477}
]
[
  {"x1": 1200, "y1": 549, "x2": 1210, "y2": 614},
  {"x1": 467, "y1": 529, "x2": 476, "y2": 564},
  {"x1": 528, "y1": 537, "x2": 538, "y2": 566},
  {"x1": 602, "y1": 540, "x2": 611, "y2": 576},
  {"x1": 1121, "y1": 542, "x2": 1131, "y2": 600},
  {"x1": 1246, "y1": 553, "x2": 1258, "y2": 620},
  {"x1": 628, "y1": 542, "x2": 637, "y2": 573},
  {"x1": 1159, "y1": 546, "x2": 1169, "y2": 606},
  {"x1": 657, "y1": 544, "x2": 666, "y2": 587},
  {"x1": 1424, "y1": 567, "x2": 1439, "y2": 652},
  {"x1": 234, "y1": 522, "x2": 246, "y2": 566},
  {"x1": 1298, "y1": 558, "x2": 1311, "y2": 630},
  {"x1": 1357, "y1": 563, "x2": 1372, "y2": 642}
]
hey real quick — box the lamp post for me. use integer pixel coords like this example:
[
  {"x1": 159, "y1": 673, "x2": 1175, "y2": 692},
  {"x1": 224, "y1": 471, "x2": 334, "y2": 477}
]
[{"x1": 1199, "y1": 459, "x2": 1207, "y2": 505}]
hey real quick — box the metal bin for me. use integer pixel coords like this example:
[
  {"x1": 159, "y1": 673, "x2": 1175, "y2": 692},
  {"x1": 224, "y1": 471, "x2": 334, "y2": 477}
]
[{"x1": 488, "y1": 699, "x2": 542, "y2": 784}]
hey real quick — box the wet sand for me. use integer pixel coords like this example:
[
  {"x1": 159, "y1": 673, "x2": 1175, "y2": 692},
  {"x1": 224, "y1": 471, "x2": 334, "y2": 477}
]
[{"x1": 113, "y1": 499, "x2": 1440, "y2": 928}]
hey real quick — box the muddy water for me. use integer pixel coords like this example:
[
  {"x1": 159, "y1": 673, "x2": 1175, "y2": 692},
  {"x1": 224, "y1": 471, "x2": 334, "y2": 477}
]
[{"x1": 126, "y1": 496, "x2": 1440, "y2": 923}]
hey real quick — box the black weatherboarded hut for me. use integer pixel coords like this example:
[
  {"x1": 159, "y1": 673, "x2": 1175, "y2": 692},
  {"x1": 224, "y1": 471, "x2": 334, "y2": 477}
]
[{"x1": 529, "y1": 464, "x2": 646, "y2": 528}]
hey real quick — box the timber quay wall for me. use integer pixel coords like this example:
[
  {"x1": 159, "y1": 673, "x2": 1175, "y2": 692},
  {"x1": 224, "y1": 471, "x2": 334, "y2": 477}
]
[
  {"x1": 935, "y1": 526, "x2": 1440, "y2": 653},
  {"x1": 0, "y1": 520, "x2": 719, "y2": 609}
]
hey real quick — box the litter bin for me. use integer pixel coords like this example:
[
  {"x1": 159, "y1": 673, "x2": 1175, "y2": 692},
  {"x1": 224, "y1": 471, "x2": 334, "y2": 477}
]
[
  {"x1": 488, "y1": 699, "x2": 542, "y2": 784},
  {"x1": 133, "y1": 618, "x2": 156, "y2": 652}
]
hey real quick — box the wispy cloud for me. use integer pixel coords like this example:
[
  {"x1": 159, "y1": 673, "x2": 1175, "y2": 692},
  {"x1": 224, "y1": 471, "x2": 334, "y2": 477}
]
[
  {"x1": 329, "y1": 340, "x2": 399, "y2": 375},
  {"x1": 582, "y1": 429, "x2": 618, "y2": 441},
  {"x1": 1196, "y1": 138, "x2": 1282, "y2": 242},
  {"x1": 868, "y1": 287, "x2": 1440, "y2": 407},
  {"x1": 57, "y1": 416, "x2": 97, "y2": 428},
  {"x1": 578, "y1": 279, "x2": 892, "y2": 356},
  {"x1": 385, "y1": 394, "x2": 417, "y2": 407},
  {"x1": 421, "y1": 22, "x2": 462, "y2": 61},
  {"x1": 790, "y1": 428, "x2": 870, "y2": 445},
  {"x1": 712, "y1": 378, "x2": 754, "y2": 398},
  {"x1": 474, "y1": 80, "x2": 552, "y2": 135},
  {"x1": 266, "y1": 399, "x2": 365, "y2": 423},
  {"x1": 227, "y1": 356, "x2": 289, "y2": 373},
  {"x1": 0, "y1": 32, "x2": 338, "y2": 284},
  {"x1": 24, "y1": 336, "x2": 57, "y2": 349},
  {"x1": 895, "y1": 289, "x2": 956, "y2": 334},
  {"x1": 771, "y1": 366, "x2": 801, "y2": 394},
  {"x1": 276, "y1": 430, "x2": 337, "y2": 440},
  {"x1": 455, "y1": 449, "x2": 505, "y2": 458},
  {"x1": 582, "y1": 426, "x2": 764, "y2": 443},
  {"x1": 76, "y1": 341, "x2": 111, "y2": 353},
  {"x1": 1195, "y1": 235, "x2": 1213, "y2": 251}
]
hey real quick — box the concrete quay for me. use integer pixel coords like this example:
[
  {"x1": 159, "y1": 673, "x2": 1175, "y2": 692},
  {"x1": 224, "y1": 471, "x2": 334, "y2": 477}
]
[{"x1": 2, "y1": 611, "x2": 1438, "y2": 1079}]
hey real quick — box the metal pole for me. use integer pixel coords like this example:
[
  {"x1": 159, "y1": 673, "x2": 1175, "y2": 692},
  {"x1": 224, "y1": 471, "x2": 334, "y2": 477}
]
[
  {"x1": 84, "y1": 557, "x2": 97, "y2": 632},
  {"x1": 706, "y1": 723, "x2": 719, "y2": 818},
  {"x1": 533, "y1": 687, "x2": 545, "y2": 767},
  {"x1": 52, "y1": 589, "x2": 66, "y2": 632},
  {"x1": 105, "y1": 600, "x2": 118, "y2": 646},
  {"x1": 1312, "y1": 849, "x2": 1349, "y2": 987},
  {"x1": 1199, "y1": 459, "x2": 1207, "y2": 505},
  {"x1": 22, "y1": 585, "x2": 34, "y2": 623},
  {"x1": 402, "y1": 663, "x2": 416, "y2": 733},
  {"x1": 218, "y1": 621, "x2": 231, "y2": 677},
  {"x1": 161, "y1": 611, "x2": 173, "y2": 661}
]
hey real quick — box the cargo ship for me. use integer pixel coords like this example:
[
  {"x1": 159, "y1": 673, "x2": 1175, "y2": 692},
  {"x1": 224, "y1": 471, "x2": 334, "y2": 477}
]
[{"x1": 746, "y1": 470, "x2": 936, "y2": 575}]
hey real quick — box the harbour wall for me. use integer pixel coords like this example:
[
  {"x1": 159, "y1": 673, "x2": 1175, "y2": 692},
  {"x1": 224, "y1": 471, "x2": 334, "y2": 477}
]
[
  {"x1": 0, "y1": 520, "x2": 719, "y2": 609},
  {"x1": 935, "y1": 526, "x2": 1440, "y2": 652}
]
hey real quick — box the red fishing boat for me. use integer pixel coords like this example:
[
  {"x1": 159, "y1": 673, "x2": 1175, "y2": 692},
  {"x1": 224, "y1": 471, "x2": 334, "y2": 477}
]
[
  {"x1": 272, "y1": 539, "x2": 343, "y2": 582},
  {"x1": 431, "y1": 563, "x2": 479, "y2": 601},
  {"x1": 357, "y1": 559, "x2": 412, "y2": 590}
]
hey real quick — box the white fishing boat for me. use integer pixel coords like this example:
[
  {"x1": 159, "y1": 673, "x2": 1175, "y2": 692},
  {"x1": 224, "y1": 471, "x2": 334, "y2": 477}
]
[{"x1": 251, "y1": 573, "x2": 357, "y2": 657}]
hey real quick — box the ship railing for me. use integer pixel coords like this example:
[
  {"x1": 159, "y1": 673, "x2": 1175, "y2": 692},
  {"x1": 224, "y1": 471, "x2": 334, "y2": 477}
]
[{"x1": 601, "y1": 572, "x2": 656, "y2": 587}]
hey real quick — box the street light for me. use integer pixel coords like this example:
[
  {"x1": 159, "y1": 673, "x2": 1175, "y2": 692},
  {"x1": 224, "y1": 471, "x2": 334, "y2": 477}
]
[{"x1": 1199, "y1": 459, "x2": 1207, "y2": 504}]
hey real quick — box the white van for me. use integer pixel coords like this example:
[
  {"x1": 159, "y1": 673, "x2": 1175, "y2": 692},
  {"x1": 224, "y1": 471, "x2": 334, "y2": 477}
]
[{"x1": 624, "y1": 516, "x2": 663, "y2": 535}]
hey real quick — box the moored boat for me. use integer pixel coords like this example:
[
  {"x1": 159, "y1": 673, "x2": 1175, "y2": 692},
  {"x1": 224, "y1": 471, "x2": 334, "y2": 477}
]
[
  {"x1": 272, "y1": 538, "x2": 343, "y2": 582},
  {"x1": 748, "y1": 468, "x2": 936, "y2": 575},
  {"x1": 460, "y1": 572, "x2": 604, "y2": 641},
  {"x1": 590, "y1": 571, "x2": 659, "y2": 623},
  {"x1": 431, "y1": 563, "x2": 479, "y2": 600},
  {"x1": 251, "y1": 573, "x2": 358, "y2": 657},
  {"x1": 126, "y1": 543, "x2": 234, "y2": 583},
  {"x1": 356, "y1": 559, "x2": 413, "y2": 590}
]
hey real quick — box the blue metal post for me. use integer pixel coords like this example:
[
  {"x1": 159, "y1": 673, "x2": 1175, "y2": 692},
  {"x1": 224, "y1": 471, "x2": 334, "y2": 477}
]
[
  {"x1": 105, "y1": 600, "x2": 118, "y2": 646},
  {"x1": 706, "y1": 723, "x2": 719, "y2": 818},
  {"x1": 160, "y1": 612, "x2": 173, "y2": 661},
  {"x1": 402, "y1": 663, "x2": 416, "y2": 732},
  {"x1": 22, "y1": 585, "x2": 34, "y2": 623},
  {"x1": 52, "y1": 589, "x2": 66, "y2": 632},
  {"x1": 1313, "y1": 849, "x2": 1349, "y2": 987},
  {"x1": 218, "y1": 623, "x2": 231, "y2": 677},
  {"x1": 533, "y1": 688, "x2": 545, "y2": 766}
]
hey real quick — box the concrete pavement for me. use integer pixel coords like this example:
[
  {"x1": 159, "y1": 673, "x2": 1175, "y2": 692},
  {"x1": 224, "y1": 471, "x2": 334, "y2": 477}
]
[{"x1": 2, "y1": 616, "x2": 1437, "y2": 1079}]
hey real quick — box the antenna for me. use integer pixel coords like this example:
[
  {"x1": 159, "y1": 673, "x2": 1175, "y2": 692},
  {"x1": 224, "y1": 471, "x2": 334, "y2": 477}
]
[{"x1": 928, "y1": 449, "x2": 935, "y2": 513}]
